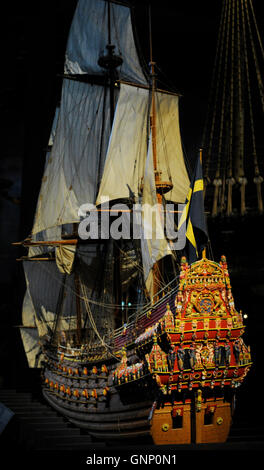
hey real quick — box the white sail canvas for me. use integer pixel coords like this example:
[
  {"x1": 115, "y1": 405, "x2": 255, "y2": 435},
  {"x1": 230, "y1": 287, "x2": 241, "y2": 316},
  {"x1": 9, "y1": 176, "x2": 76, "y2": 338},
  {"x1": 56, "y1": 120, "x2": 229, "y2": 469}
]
[
  {"x1": 32, "y1": 81, "x2": 111, "y2": 234},
  {"x1": 65, "y1": 0, "x2": 147, "y2": 85},
  {"x1": 97, "y1": 83, "x2": 149, "y2": 204},
  {"x1": 97, "y1": 84, "x2": 190, "y2": 205}
]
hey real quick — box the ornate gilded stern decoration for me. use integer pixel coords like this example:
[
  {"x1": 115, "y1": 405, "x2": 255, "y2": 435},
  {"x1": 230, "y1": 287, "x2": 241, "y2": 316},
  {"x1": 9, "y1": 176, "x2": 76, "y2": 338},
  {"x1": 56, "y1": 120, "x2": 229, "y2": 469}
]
[
  {"x1": 146, "y1": 256, "x2": 253, "y2": 445},
  {"x1": 140, "y1": 255, "x2": 252, "y2": 395},
  {"x1": 176, "y1": 255, "x2": 236, "y2": 319},
  {"x1": 165, "y1": 255, "x2": 252, "y2": 392}
]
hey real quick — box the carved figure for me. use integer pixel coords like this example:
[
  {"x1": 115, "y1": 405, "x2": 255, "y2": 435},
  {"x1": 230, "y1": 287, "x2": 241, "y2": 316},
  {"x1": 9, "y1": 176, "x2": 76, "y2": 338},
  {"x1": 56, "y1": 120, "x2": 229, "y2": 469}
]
[
  {"x1": 188, "y1": 344, "x2": 196, "y2": 369},
  {"x1": 185, "y1": 290, "x2": 200, "y2": 316},
  {"x1": 233, "y1": 340, "x2": 241, "y2": 364},
  {"x1": 195, "y1": 344, "x2": 203, "y2": 367},
  {"x1": 224, "y1": 343, "x2": 231, "y2": 365},
  {"x1": 213, "y1": 290, "x2": 227, "y2": 315},
  {"x1": 214, "y1": 343, "x2": 221, "y2": 366},
  {"x1": 207, "y1": 343, "x2": 215, "y2": 365},
  {"x1": 177, "y1": 346, "x2": 185, "y2": 370},
  {"x1": 167, "y1": 348, "x2": 176, "y2": 371}
]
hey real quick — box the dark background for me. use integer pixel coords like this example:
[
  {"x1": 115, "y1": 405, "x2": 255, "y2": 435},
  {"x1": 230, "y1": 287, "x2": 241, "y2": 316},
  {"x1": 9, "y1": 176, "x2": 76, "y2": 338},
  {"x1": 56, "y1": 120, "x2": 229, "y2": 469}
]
[{"x1": 0, "y1": 0, "x2": 263, "y2": 437}]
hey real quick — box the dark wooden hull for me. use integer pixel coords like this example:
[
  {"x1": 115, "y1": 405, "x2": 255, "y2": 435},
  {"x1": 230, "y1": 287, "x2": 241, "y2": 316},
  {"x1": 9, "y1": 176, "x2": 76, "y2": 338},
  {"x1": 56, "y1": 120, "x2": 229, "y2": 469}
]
[
  {"x1": 43, "y1": 388, "x2": 153, "y2": 441},
  {"x1": 41, "y1": 288, "x2": 175, "y2": 442}
]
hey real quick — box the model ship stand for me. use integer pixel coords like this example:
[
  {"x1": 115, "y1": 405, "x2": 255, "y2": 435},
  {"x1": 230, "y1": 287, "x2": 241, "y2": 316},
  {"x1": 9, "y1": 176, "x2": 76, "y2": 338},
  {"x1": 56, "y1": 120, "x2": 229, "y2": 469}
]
[{"x1": 42, "y1": 255, "x2": 251, "y2": 445}]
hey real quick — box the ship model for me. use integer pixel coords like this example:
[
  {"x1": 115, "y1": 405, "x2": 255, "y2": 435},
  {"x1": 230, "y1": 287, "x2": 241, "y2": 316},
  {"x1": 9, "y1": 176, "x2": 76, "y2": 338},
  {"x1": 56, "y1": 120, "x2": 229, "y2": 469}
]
[{"x1": 16, "y1": 0, "x2": 252, "y2": 445}]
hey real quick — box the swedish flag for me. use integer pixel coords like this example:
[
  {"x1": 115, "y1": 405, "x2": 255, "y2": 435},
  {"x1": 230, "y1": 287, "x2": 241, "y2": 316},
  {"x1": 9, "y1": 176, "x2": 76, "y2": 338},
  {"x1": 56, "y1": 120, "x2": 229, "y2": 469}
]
[{"x1": 178, "y1": 154, "x2": 208, "y2": 263}]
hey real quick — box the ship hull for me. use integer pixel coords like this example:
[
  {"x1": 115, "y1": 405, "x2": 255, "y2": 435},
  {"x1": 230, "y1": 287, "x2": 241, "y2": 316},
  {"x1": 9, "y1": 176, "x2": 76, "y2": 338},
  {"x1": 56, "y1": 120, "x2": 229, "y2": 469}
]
[
  {"x1": 43, "y1": 389, "x2": 153, "y2": 441},
  {"x1": 41, "y1": 342, "x2": 156, "y2": 442},
  {"x1": 42, "y1": 385, "x2": 233, "y2": 444}
]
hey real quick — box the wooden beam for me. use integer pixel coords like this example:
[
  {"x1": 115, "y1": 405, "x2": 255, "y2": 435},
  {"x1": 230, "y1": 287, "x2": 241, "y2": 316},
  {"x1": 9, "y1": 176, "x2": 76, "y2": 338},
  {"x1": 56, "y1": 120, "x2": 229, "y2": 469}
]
[
  {"x1": 118, "y1": 80, "x2": 181, "y2": 97},
  {"x1": 16, "y1": 257, "x2": 55, "y2": 261},
  {"x1": 12, "y1": 239, "x2": 78, "y2": 247}
]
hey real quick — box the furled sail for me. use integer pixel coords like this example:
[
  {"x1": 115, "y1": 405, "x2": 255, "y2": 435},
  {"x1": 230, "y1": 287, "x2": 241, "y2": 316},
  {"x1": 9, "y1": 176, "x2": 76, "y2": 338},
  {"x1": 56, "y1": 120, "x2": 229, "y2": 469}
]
[
  {"x1": 97, "y1": 84, "x2": 190, "y2": 204},
  {"x1": 55, "y1": 245, "x2": 76, "y2": 275},
  {"x1": 65, "y1": 0, "x2": 147, "y2": 86}
]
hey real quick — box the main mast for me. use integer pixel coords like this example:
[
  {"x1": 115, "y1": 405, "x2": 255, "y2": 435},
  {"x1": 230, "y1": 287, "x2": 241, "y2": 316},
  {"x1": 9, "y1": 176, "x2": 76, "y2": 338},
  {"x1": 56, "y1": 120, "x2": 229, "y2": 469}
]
[{"x1": 98, "y1": 0, "x2": 124, "y2": 325}]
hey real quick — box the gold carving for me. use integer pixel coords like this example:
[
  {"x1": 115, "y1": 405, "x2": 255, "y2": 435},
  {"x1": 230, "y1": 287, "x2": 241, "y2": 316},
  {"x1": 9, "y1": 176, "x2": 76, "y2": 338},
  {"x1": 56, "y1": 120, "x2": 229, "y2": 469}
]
[{"x1": 162, "y1": 423, "x2": 170, "y2": 432}]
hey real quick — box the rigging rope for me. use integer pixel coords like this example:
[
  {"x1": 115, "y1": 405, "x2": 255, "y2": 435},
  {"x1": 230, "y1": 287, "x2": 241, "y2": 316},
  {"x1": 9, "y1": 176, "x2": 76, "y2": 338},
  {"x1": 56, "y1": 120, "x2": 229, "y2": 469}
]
[
  {"x1": 211, "y1": 0, "x2": 230, "y2": 216},
  {"x1": 236, "y1": 0, "x2": 244, "y2": 182},
  {"x1": 241, "y1": 0, "x2": 257, "y2": 161},
  {"x1": 203, "y1": 0, "x2": 264, "y2": 215},
  {"x1": 113, "y1": 240, "x2": 145, "y2": 278},
  {"x1": 35, "y1": 259, "x2": 147, "y2": 311},
  {"x1": 217, "y1": 0, "x2": 230, "y2": 170},
  {"x1": 244, "y1": 0, "x2": 264, "y2": 212},
  {"x1": 79, "y1": 279, "x2": 118, "y2": 358},
  {"x1": 225, "y1": 0, "x2": 236, "y2": 217},
  {"x1": 249, "y1": 0, "x2": 264, "y2": 61},
  {"x1": 203, "y1": 0, "x2": 228, "y2": 182},
  {"x1": 244, "y1": 0, "x2": 264, "y2": 114}
]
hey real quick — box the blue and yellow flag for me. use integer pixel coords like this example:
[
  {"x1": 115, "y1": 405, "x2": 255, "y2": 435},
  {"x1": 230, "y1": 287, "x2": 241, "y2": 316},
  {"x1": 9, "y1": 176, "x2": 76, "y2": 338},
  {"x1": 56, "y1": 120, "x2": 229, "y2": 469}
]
[{"x1": 178, "y1": 155, "x2": 208, "y2": 263}]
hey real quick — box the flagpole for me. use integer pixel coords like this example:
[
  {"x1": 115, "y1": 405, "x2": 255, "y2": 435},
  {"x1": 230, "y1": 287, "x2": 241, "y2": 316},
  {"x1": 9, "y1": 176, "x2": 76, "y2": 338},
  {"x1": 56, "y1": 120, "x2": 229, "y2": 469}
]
[{"x1": 199, "y1": 148, "x2": 207, "y2": 259}]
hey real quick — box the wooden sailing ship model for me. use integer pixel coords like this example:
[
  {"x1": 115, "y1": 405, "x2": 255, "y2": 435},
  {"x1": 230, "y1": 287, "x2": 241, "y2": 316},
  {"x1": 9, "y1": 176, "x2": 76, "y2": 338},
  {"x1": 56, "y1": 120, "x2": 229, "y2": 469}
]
[{"x1": 16, "y1": 0, "x2": 252, "y2": 444}]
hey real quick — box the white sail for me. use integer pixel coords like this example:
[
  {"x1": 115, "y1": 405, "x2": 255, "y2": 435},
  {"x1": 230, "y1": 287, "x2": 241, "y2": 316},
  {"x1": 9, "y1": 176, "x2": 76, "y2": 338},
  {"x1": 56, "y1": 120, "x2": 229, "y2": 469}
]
[
  {"x1": 20, "y1": 281, "x2": 42, "y2": 367},
  {"x1": 32, "y1": 80, "x2": 111, "y2": 234},
  {"x1": 155, "y1": 91, "x2": 190, "y2": 203},
  {"x1": 65, "y1": 0, "x2": 147, "y2": 86},
  {"x1": 97, "y1": 83, "x2": 149, "y2": 204},
  {"x1": 20, "y1": 281, "x2": 76, "y2": 364},
  {"x1": 20, "y1": 327, "x2": 43, "y2": 368},
  {"x1": 48, "y1": 106, "x2": 60, "y2": 148},
  {"x1": 141, "y1": 135, "x2": 172, "y2": 295},
  {"x1": 22, "y1": 285, "x2": 37, "y2": 328},
  {"x1": 97, "y1": 84, "x2": 190, "y2": 204},
  {"x1": 22, "y1": 272, "x2": 53, "y2": 338},
  {"x1": 29, "y1": 106, "x2": 61, "y2": 248}
]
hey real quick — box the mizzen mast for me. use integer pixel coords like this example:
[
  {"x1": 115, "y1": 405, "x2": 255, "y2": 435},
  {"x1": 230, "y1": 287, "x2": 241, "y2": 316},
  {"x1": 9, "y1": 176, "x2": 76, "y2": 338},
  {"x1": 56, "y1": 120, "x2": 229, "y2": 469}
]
[{"x1": 148, "y1": 6, "x2": 173, "y2": 299}]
